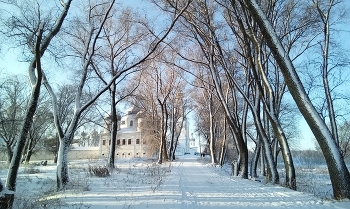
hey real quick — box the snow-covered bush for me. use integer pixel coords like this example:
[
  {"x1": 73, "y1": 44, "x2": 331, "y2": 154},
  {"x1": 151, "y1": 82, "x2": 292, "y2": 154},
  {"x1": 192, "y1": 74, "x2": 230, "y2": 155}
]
[{"x1": 88, "y1": 165, "x2": 110, "y2": 177}]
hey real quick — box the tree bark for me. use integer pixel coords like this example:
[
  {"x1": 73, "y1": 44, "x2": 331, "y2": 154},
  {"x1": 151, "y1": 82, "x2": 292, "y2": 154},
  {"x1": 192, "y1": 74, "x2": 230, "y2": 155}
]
[
  {"x1": 56, "y1": 137, "x2": 70, "y2": 190},
  {"x1": 219, "y1": 117, "x2": 227, "y2": 166},
  {"x1": 260, "y1": 143, "x2": 266, "y2": 176},
  {"x1": 209, "y1": 94, "x2": 217, "y2": 164},
  {"x1": 250, "y1": 139, "x2": 261, "y2": 178},
  {"x1": 158, "y1": 101, "x2": 169, "y2": 164},
  {"x1": 5, "y1": 146, "x2": 12, "y2": 164},
  {"x1": 23, "y1": 136, "x2": 35, "y2": 163},
  {"x1": 162, "y1": 104, "x2": 169, "y2": 161},
  {"x1": 168, "y1": 106, "x2": 176, "y2": 161},
  {"x1": 107, "y1": 84, "x2": 117, "y2": 169}
]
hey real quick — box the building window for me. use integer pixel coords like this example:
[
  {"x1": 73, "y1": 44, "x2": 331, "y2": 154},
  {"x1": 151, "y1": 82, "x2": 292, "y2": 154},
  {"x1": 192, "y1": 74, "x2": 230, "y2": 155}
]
[
  {"x1": 122, "y1": 139, "x2": 126, "y2": 145},
  {"x1": 128, "y1": 138, "x2": 131, "y2": 145},
  {"x1": 117, "y1": 139, "x2": 120, "y2": 145},
  {"x1": 128, "y1": 153, "x2": 131, "y2": 155},
  {"x1": 130, "y1": 120, "x2": 133, "y2": 127},
  {"x1": 136, "y1": 139, "x2": 140, "y2": 144},
  {"x1": 102, "y1": 140, "x2": 106, "y2": 146},
  {"x1": 108, "y1": 140, "x2": 111, "y2": 145},
  {"x1": 143, "y1": 139, "x2": 146, "y2": 144}
]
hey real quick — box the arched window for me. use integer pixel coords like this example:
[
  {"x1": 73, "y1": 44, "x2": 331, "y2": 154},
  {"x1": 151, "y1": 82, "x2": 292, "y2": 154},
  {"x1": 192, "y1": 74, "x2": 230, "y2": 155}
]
[
  {"x1": 136, "y1": 139, "x2": 140, "y2": 144},
  {"x1": 130, "y1": 120, "x2": 133, "y2": 127},
  {"x1": 117, "y1": 139, "x2": 120, "y2": 145},
  {"x1": 122, "y1": 139, "x2": 126, "y2": 145},
  {"x1": 128, "y1": 138, "x2": 132, "y2": 145}
]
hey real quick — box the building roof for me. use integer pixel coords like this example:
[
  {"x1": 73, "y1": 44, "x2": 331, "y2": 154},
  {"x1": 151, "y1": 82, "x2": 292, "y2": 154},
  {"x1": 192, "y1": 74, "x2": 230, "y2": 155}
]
[{"x1": 125, "y1": 105, "x2": 140, "y2": 115}]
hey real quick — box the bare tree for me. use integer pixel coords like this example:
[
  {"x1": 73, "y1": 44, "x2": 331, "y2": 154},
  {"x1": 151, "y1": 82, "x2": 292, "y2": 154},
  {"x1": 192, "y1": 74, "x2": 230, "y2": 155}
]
[
  {"x1": 311, "y1": 0, "x2": 349, "y2": 146},
  {"x1": 22, "y1": 93, "x2": 53, "y2": 163},
  {"x1": 130, "y1": 71, "x2": 161, "y2": 157},
  {"x1": 158, "y1": 0, "x2": 249, "y2": 178},
  {"x1": 41, "y1": 0, "x2": 191, "y2": 190},
  {"x1": 157, "y1": 48, "x2": 192, "y2": 161},
  {"x1": 90, "y1": 7, "x2": 146, "y2": 168},
  {"x1": 242, "y1": 0, "x2": 350, "y2": 199},
  {"x1": 168, "y1": 89, "x2": 192, "y2": 161},
  {"x1": 0, "y1": 76, "x2": 29, "y2": 163},
  {"x1": 0, "y1": 1, "x2": 72, "y2": 207}
]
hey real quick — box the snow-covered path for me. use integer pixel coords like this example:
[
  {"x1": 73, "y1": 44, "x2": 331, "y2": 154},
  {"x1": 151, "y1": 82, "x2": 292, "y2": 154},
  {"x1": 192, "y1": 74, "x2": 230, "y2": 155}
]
[
  {"x1": 63, "y1": 156, "x2": 350, "y2": 208},
  {"x1": 149, "y1": 156, "x2": 349, "y2": 209}
]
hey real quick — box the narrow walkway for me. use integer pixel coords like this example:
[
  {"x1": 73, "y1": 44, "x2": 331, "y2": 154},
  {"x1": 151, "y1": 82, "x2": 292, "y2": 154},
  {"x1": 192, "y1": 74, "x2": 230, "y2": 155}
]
[
  {"x1": 62, "y1": 156, "x2": 350, "y2": 209},
  {"x1": 144, "y1": 156, "x2": 349, "y2": 209}
]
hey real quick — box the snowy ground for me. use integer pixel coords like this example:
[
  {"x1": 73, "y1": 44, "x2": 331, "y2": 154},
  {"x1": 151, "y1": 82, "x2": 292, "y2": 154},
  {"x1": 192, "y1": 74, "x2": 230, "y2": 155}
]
[{"x1": 1, "y1": 156, "x2": 350, "y2": 208}]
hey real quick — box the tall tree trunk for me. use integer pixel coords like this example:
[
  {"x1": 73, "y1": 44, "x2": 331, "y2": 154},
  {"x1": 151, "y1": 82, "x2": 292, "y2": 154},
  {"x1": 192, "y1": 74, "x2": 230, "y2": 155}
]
[
  {"x1": 171, "y1": 109, "x2": 185, "y2": 160},
  {"x1": 158, "y1": 102, "x2": 168, "y2": 164},
  {"x1": 107, "y1": 84, "x2": 117, "y2": 169},
  {"x1": 162, "y1": 104, "x2": 169, "y2": 161},
  {"x1": 24, "y1": 148, "x2": 33, "y2": 164},
  {"x1": 260, "y1": 143, "x2": 266, "y2": 176},
  {"x1": 171, "y1": 137, "x2": 179, "y2": 161},
  {"x1": 244, "y1": 0, "x2": 350, "y2": 199},
  {"x1": 23, "y1": 135, "x2": 35, "y2": 163},
  {"x1": 168, "y1": 106, "x2": 175, "y2": 161},
  {"x1": 208, "y1": 50, "x2": 248, "y2": 178},
  {"x1": 219, "y1": 117, "x2": 227, "y2": 166},
  {"x1": 55, "y1": 111, "x2": 81, "y2": 190},
  {"x1": 56, "y1": 137, "x2": 70, "y2": 190},
  {"x1": 209, "y1": 95, "x2": 217, "y2": 164},
  {"x1": 250, "y1": 139, "x2": 261, "y2": 178},
  {"x1": 272, "y1": 139, "x2": 278, "y2": 165},
  {"x1": 250, "y1": 36, "x2": 297, "y2": 189},
  {"x1": 53, "y1": 136, "x2": 59, "y2": 164},
  {"x1": 158, "y1": 135, "x2": 163, "y2": 164},
  {"x1": 269, "y1": 117, "x2": 296, "y2": 189},
  {"x1": 317, "y1": 0, "x2": 339, "y2": 145},
  {"x1": 251, "y1": 91, "x2": 279, "y2": 184},
  {"x1": 5, "y1": 146, "x2": 12, "y2": 164},
  {"x1": 2, "y1": 28, "x2": 44, "y2": 208}
]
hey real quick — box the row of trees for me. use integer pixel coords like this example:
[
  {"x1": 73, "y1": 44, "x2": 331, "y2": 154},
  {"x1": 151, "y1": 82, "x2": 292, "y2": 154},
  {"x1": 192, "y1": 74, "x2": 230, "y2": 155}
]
[
  {"x1": 0, "y1": 0, "x2": 191, "y2": 208},
  {"x1": 0, "y1": 0, "x2": 349, "y2": 208},
  {"x1": 0, "y1": 75, "x2": 101, "y2": 164},
  {"x1": 150, "y1": 0, "x2": 350, "y2": 199}
]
